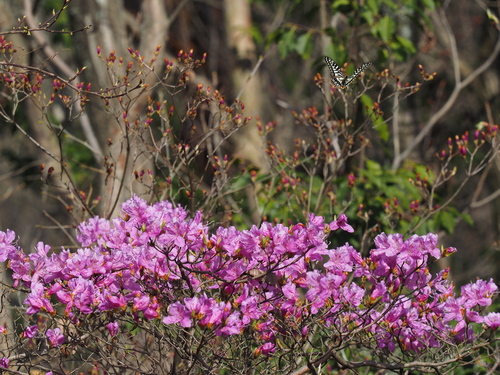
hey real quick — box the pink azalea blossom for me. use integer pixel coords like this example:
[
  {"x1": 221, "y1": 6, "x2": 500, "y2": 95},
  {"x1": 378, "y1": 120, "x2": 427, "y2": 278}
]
[
  {"x1": 0, "y1": 357, "x2": 8, "y2": 369},
  {"x1": 329, "y1": 213, "x2": 354, "y2": 233},
  {"x1": 0, "y1": 229, "x2": 16, "y2": 263},
  {"x1": 106, "y1": 321, "x2": 119, "y2": 337},
  {"x1": 25, "y1": 282, "x2": 54, "y2": 314},
  {"x1": 46, "y1": 328, "x2": 65, "y2": 347},
  {"x1": 23, "y1": 325, "x2": 38, "y2": 338},
  {"x1": 484, "y1": 312, "x2": 500, "y2": 330},
  {"x1": 461, "y1": 279, "x2": 498, "y2": 308},
  {"x1": 163, "y1": 302, "x2": 192, "y2": 327}
]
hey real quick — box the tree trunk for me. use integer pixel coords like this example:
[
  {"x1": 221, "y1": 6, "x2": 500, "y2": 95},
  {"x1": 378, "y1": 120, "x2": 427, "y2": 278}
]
[{"x1": 224, "y1": 0, "x2": 267, "y2": 170}]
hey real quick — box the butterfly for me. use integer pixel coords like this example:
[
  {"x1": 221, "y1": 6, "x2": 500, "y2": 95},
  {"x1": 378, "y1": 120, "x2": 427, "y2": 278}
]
[{"x1": 324, "y1": 56, "x2": 371, "y2": 89}]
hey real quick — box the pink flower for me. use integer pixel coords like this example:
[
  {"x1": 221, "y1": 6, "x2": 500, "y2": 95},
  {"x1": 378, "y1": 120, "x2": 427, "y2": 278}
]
[
  {"x1": 461, "y1": 279, "x2": 498, "y2": 309},
  {"x1": 240, "y1": 296, "x2": 261, "y2": 324},
  {"x1": 443, "y1": 297, "x2": 465, "y2": 323},
  {"x1": 216, "y1": 311, "x2": 244, "y2": 336},
  {"x1": 329, "y1": 213, "x2": 354, "y2": 233},
  {"x1": 133, "y1": 295, "x2": 150, "y2": 311},
  {"x1": 143, "y1": 297, "x2": 160, "y2": 320},
  {"x1": 281, "y1": 282, "x2": 299, "y2": 311},
  {"x1": 324, "y1": 243, "x2": 357, "y2": 272},
  {"x1": 257, "y1": 342, "x2": 275, "y2": 356},
  {"x1": 0, "y1": 229, "x2": 16, "y2": 262},
  {"x1": 484, "y1": 312, "x2": 500, "y2": 330},
  {"x1": 106, "y1": 321, "x2": 119, "y2": 337},
  {"x1": 0, "y1": 357, "x2": 8, "y2": 368},
  {"x1": 301, "y1": 326, "x2": 308, "y2": 339},
  {"x1": 25, "y1": 283, "x2": 54, "y2": 314},
  {"x1": 163, "y1": 302, "x2": 192, "y2": 327},
  {"x1": 77, "y1": 216, "x2": 110, "y2": 246},
  {"x1": 98, "y1": 293, "x2": 127, "y2": 311},
  {"x1": 46, "y1": 328, "x2": 65, "y2": 347},
  {"x1": 341, "y1": 283, "x2": 365, "y2": 307},
  {"x1": 23, "y1": 325, "x2": 38, "y2": 338}
]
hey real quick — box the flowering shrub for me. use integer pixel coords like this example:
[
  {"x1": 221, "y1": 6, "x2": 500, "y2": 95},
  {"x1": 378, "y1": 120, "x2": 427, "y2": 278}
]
[{"x1": 0, "y1": 195, "x2": 498, "y2": 373}]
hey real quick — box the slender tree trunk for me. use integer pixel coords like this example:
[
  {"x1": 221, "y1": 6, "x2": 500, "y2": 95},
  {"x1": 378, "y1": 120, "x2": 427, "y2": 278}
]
[{"x1": 223, "y1": 0, "x2": 267, "y2": 170}]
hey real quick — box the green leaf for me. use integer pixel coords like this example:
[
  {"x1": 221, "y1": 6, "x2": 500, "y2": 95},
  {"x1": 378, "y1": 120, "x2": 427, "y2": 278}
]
[
  {"x1": 377, "y1": 16, "x2": 396, "y2": 43},
  {"x1": 250, "y1": 26, "x2": 264, "y2": 45},
  {"x1": 332, "y1": 0, "x2": 353, "y2": 10},
  {"x1": 376, "y1": 122, "x2": 390, "y2": 142},
  {"x1": 361, "y1": 0, "x2": 378, "y2": 25},
  {"x1": 277, "y1": 28, "x2": 297, "y2": 59},
  {"x1": 365, "y1": 159, "x2": 383, "y2": 176},
  {"x1": 359, "y1": 92, "x2": 373, "y2": 108},
  {"x1": 385, "y1": 0, "x2": 399, "y2": 11},
  {"x1": 265, "y1": 28, "x2": 284, "y2": 49},
  {"x1": 421, "y1": 0, "x2": 436, "y2": 11},
  {"x1": 365, "y1": 0, "x2": 379, "y2": 14},
  {"x1": 414, "y1": 164, "x2": 434, "y2": 184},
  {"x1": 295, "y1": 32, "x2": 313, "y2": 59},
  {"x1": 360, "y1": 94, "x2": 389, "y2": 141},
  {"x1": 324, "y1": 43, "x2": 346, "y2": 65},
  {"x1": 436, "y1": 210, "x2": 457, "y2": 234},
  {"x1": 361, "y1": 10, "x2": 375, "y2": 26},
  {"x1": 461, "y1": 212, "x2": 475, "y2": 226},
  {"x1": 487, "y1": 9, "x2": 500, "y2": 25},
  {"x1": 395, "y1": 35, "x2": 416, "y2": 54}
]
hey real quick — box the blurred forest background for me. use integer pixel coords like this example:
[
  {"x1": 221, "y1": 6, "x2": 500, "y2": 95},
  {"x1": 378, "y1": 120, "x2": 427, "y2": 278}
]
[{"x1": 0, "y1": 0, "x2": 499, "y2": 287}]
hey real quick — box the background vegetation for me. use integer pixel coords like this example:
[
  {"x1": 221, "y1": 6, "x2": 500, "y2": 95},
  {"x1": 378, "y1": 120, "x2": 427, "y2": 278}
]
[{"x1": 1, "y1": 0, "x2": 496, "y2": 282}]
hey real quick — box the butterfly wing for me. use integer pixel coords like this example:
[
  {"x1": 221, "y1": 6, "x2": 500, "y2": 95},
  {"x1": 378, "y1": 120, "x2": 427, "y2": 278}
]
[
  {"x1": 343, "y1": 62, "x2": 371, "y2": 87},
  {"x1": 324, "y1": 56, "x2": 346, "y2": 88}
]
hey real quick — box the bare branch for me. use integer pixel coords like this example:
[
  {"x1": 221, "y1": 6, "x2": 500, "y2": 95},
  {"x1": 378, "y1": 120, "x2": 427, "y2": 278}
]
[
  {"x1": 392, "y1": 9, "x2": 500, "y2": 169},
  {"x1": 23, "y1": 0, "x2": 103, "y2": 162}
]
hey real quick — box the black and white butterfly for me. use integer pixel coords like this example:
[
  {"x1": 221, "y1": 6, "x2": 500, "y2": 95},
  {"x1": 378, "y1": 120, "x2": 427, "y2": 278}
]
[{"x1": 324, "y1": 56, "x2": 371, "y2": 89}]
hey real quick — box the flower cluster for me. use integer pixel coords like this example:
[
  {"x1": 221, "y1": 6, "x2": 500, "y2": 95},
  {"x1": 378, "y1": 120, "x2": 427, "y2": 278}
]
[{"x1": 0, "y1": 195, "x2": 498, "y2": 365}]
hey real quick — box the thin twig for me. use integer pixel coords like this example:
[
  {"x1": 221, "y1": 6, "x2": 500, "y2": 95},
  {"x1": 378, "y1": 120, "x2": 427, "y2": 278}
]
[
  {"x1": 23, "y1": 0, "x2": 103, "y2": 161},
  {"x1": 392, "y1": 9, "x2": 500, "y2": 169}
]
